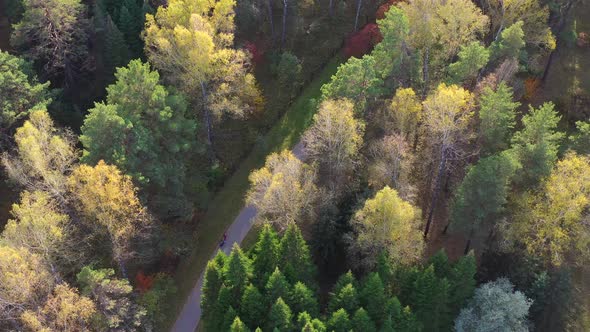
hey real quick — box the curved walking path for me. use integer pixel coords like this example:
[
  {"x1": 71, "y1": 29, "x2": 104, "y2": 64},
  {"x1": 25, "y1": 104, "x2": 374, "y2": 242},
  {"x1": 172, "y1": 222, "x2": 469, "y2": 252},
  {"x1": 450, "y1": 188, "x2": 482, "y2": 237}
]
[{"x1": 171, "y1": 142, "x2": 306, "y2": 332}]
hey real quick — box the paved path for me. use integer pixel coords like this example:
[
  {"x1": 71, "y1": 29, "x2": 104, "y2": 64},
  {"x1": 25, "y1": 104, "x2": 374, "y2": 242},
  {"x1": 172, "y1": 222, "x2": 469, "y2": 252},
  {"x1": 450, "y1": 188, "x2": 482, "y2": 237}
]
[{"x1": 171, "y1": 142, "x2": 306, "y2": 332}]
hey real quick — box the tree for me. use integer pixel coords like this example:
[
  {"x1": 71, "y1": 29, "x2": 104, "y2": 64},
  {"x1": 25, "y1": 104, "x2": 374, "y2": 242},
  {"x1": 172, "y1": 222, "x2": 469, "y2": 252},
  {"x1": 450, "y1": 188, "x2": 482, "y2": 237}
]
[
  {"x1": 0, "y1": 51, "x2": 50, "y2": 131},
  {"x1": 490, "y1": 21, "x2": 525, "y2": 60},
  {"x1": 422, "y1": 83, "x2": 475, "y2": 237},
  {"x1": 478, "y1": 82, "x2": 520, "y2": 155},
  {"x1": 68, "y1": 161, "x2": 153, "y2": 275},
  {"x1": 224, "y1": 244, "x2": 253, "y2": 303},
  {"x1": 230, "y1": 317, "x2": 251, "y2": 332},
  {"x1": 201, "y1": 252, "x2": 226, "y2": 320},
  {"x1": 350, "y1": 186, "x2": 424, "y2": 269},
  {"x1": 386, "y1": 88, "x2": 422, "y2": 140},
  {"x1": 448, "y1": 42, "x2": 490, "y2": 84},
  {"x1": 352, "y1": 307, "x2": 377, "y2": 332},
  {"x1": 20, "y1": 284, "x2": 96, "y2": 331},
  {"x1": 2, "y1": 191, "x2": 74, "y2": 273},
  {"x1": 117, "y1": 0, "x2": 143, "y2": 57},
  {"x1": 359, "y1": 273, "x2": 388, "y2": 325},
  {"x1": 449, "y1": 253, "x2": 477, "y2": 315},
  {"x1": 327, "y1": 308, "x2": 351, "y2": 332},
  {"x1": 367, "y1": 134, "x2": 414, "y2": 198},
  {"x1": 509, "y1": 153, "x2": 590, "y2": 266},
  {"x1": 267, "y1": 298, "x2": 292, "y2": 331},
  {"x1": 265, "y1": 268, "x2": 291, "y2": 306},
  {"x1": 240, "y1": 284, "x2": 265, "y2": 328},
  {"x1": 251, "y1": 224, "x2": 279, "y2": 287},
  {"x1": 102, "y1": 13, "x2": 130, "y2": 74},
  {"x1": 2, "y1": 109, "x2": 77, "y2": 205},
  {"x1": 328, "y1": 283, "x2": 359, "y2": 315},
  {"x1": 11, "y1": 0, "x2": 89, "y2": 84},
  {"x1": 320, "y1": 55, "x2": 382, "y2": 112},
  {"x1": 570, "y1": 120, "x2": 590, "y2": 155},
  {"x1": 144, "y1": 0, "x2": 262, "y2": 150},
  {"x1": 246, "y1": 150, "x2": 318, "y2": 230},
  {"x1": 0, "y1": 245, "x2": 53, "y2": 324},
  {"x1": 288, "y1": 282, "x2": 319, "y2": 318},
  {"x1": 303, "y1": 98, "x2": 365, "y2": 190},
  {"x1": 455, "y1": 278, "x2": 532, "y2": 332},
  {"x1": 372, "y1": 7, "x2": 409, "y2": 79},
  {"x1": 450, "y1": 152, "x2": 520, "y2": 253},
  {"x1": 275, "y1": 52, "x2": 302, "y2": 100},
  {"x1": 411, "y1": 265, "x2": 451, "y2": 331},
  {"x1": 511, "y1": 102, "x2": 564, "y2": 188},
  {"x1": 80, "y1": 60, "x2": 197, "y2": 219},
  {"x1": 76, "y1": 266, "x2": 145, "y2": 331}
]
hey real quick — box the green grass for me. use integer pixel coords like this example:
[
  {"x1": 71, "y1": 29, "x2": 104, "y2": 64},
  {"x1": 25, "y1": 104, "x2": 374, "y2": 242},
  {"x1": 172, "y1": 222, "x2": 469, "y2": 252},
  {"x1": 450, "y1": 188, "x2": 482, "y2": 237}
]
[{"x1": 163, "y1": 54, "x2": 342, "y2": 332}]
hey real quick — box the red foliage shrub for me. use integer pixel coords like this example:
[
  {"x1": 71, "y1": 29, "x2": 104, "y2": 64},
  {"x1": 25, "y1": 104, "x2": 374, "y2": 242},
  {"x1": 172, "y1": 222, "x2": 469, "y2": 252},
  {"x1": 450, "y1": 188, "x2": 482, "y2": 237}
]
[
  {"x1": 376, "y1": 0, "x2": 403, "y2": 20},
  {"x1": 344, "y1": 23, "x2": 383, "y2": 59},
  {"x1": 135, "y1": 270, "x2": 155, "y2": 293},
  {"x1": 245, "y1": 41, "x2": 265, "y2": 66}
]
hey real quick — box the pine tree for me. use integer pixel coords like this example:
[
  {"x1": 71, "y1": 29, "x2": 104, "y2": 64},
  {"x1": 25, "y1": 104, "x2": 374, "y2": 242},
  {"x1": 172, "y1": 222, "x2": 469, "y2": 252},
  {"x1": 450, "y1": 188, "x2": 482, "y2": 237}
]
[
  {"x1": 376, "y1": 253, "x2": 394, "y2": 292},
  {"x1": 240, "y1": 284, "x2": 266, "y2": 329},
  {"x1": 267, "y1": 298, "x2": 292, "y2": 331},
  {"x1": 411, "y1": 265, "x2": 451, "y2": 331},
  {"x1": 201, "y1": 253, "x2": 225, "y2": 319},
  {"x1": 103, "y1": 14, "x2": 130, "y2": 73},
  {"x1": 224, "y1": 244, "x2": 252, "y2": 303},
  {"x1": 327, "y1": 308, "x2": 351, "y2": 332},
  {"x1": 332, "y1": 271, "x2": 356, "y2": 295},
  {"x1": 448, "y1": 253, "x2": 476, "y2": 315},
  {"x1": 252, "y1": 224, "x2": 279, "y2": 288},
  {"x1": 288, "y1": 282, "x2": 319, "y2": 317},
  {"x1": 479, "y1": 82, "x2": 520, "y2": 156},
  {"x1": 360, "y1": 273, "x2": 388, "y2": 325},
  {"x1": 207, "y1": 285, "x2": 232, "y2": 330},
  {"x1": 265, "y1": 268, "x2": 291, "y2": 306},
  {"x1": 352, "y1": 307, "x2": 377, "y2": 332},
  {"x1": 117, "y1": 0, "x2": 143, "y2": 57},
  {"x1": 428, "y1": 250, "x2": 452, "y2": 279},
  {"x1": 279, "y1": 224, "x2": 316, "y2": 285},
  {"x1": 230, "y1": 317, "x2": 251, "y2": 332},
  {"x1": 328, "y1": 283, "x2": 359, "y2": 315},
  {"x1": 223, "y1": 306, "x2": 239, "y2": 331}
]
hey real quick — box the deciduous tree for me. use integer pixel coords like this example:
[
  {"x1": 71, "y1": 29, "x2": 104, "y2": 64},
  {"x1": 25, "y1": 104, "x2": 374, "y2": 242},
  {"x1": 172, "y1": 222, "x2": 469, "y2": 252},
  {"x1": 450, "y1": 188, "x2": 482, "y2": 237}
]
[{"x1": 448, "y1": 42, "x2": 490, "y2": 84}]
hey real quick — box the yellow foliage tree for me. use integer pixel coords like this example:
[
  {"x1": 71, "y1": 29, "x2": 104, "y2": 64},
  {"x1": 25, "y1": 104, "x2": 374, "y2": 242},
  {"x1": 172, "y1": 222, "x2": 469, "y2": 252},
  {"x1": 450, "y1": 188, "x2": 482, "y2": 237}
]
[
  {"x1": 350, "y1": 186, "x2": 424, "y2": 268},
  {"x1": 20, "y1": 284, "x2": 96, "y2": 332},
  {"x1": 246, "y1": 150, "x2": 318, "y2": 230},
  {"x1": 387, "y1": 87, "x2": 422, "y2": 139},
  {"x1": 509, "y1": 153, "x2": 590, "y2": 266},
  {"x1": 68, "y1": 161, "x2": 152, "y2": 275}
]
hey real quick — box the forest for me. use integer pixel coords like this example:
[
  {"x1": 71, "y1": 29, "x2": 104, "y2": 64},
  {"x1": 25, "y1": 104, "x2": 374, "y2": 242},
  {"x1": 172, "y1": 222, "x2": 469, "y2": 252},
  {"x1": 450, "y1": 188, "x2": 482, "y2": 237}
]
[{"x1": 0, "y1": 0, "x2": 589, "y2": 331}]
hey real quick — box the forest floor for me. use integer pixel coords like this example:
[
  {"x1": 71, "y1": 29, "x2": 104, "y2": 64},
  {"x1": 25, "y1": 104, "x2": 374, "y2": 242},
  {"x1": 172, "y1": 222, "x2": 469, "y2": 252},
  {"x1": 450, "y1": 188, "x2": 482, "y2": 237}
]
[{"x1": 163, "y1": 55, "x2": 342, "y2": 332}]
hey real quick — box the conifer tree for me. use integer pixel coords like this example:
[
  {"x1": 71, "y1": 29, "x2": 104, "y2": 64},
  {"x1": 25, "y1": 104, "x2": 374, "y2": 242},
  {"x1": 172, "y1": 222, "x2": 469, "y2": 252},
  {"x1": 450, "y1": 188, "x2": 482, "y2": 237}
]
[
  {"x1": 289, "y1": 282, "x2": 319, "y2": 317},
  {"x1": 103, "y1": 14, "x2": 130, "y2": 73},
  {"x1": 428, "y1": 250, "x2": 452, "y2": 279},
  {"x1": 252, "y1": 224, "x2": 279, "y2": 287},
  {"x1": 352, "y1": 307, "x2": 377, "y2": 332},
  {"x1": 279, "y1": 224, "x2": 316, "y2": 285},
  {"x1": 201, "y1": 252, "x2": 226, "y2": 320},
  {"x1": 230, "y1": 317, "x2": 251, "y2": 332},
  {"x1": 327, "y1": 308, "x2": 351, "y2": 332},
  {"x1": 265, "y1": 268, "x2": 290, "y2": 306},
  {"x1": 268, "y1": 298, "x2": 292, "y2": 331},
  {"x1": 224, "y1": 244, "x2": 252, "y2": 303},
  {"x1": 208, "y1": 285, "x2": 232, "y2": 330},
  {"x1": 570, "y1": 120, "x2": 590, "y2": 155},
  {"x1": 411, "y1": 265, "x2": 451, "y2": 331},
  {"x1": 479, "y1": 82, "x2": 520, "y2": 156},
  {"x1": 328, "y1": 283, "x2": 359, "y2": 315},
  {"x1": 223, "y1": 306, "x2": 239, "y2": 331},
  {"x1": 117, "y1": 1, "x2": 143, "y2": 58},
  {"x1": 449, "y1": 253, "x2": 476, "y2": 314},
  {"x1": 332, "y1": 271, "x2": 357, "y2": 295},
  {"x1": 240, "y1": 284, "x2": 266, "y2": 329},
  {"x1": 359, "y1": 273, "x2": 388, "y2": 325}
]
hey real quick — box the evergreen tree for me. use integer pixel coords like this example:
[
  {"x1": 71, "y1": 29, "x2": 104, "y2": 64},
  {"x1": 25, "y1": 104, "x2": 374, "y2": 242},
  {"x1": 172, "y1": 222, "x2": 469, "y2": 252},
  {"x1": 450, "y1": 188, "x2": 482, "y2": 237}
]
[
  {"x1": 327, "y1": 308, "x2": 351, "y2": 332},
  {"x1": 208, "y1": 285, "x2": 232, "y2": 330},
  {"x1": 265, "y1": 268, "x2": 291, "y2": 306},
  {"x1": 223, "y1": 306, "x2": 239, "y2": 331},
  {"x1": 449, "y1": 253, "x2": 477, "y2": 315},
  {"x1": 267, "y1": 298, "x2": 292, "y2": 331},
  {"x1": 201, "y1": 252, "x2": 225, "y2": 319},
  {"x1": 511, "y1": 102, "x2": 564, "y2": 188},
  {"x1": 252, "y1": 224, "x2": 279, "y2": 287},
  {"x1": 332, "y1": 271, "x2": 357, "y2": 295},
  {"x1": 448, "y1": 42, "x2": 490, "y2": 84},
  {"x1": 491, "y1": 21, "x2": 525, "y2": 60},
  {"x1": 352, "y1": 307, "x2": 377, "y2": 332},
  {"x1": 279, "y1": 224, "x2": 316, "y2": 285},
  {"x1": 288, "y1": 282, "x2": 319, "y2": 317},
  {"x1": 428, "y1": 250, "x2": 452, "y2": 279},
  {"x1": 410, "y1": 265, "x2": 451, "y2": 331},
  {"x1": 103, "y1": 14, "x2": 130, "y2": 73},
  {"x1": 117, "y1": 0, "x2": 143, "y2": 57},
  {"x1": 230, "y1": 317, "x2": 251, "y2": 332},
  {"x1": 240, "y1": 284, "x2": 266, "y2": 329},
  {"x1": 328, "y1": 283, "x2": 359, "y2": 315},
  {"x1": 359, "y1": 273, "x2": 388, "y2": 325},
  {"x1": 296, "y1": 312, "x2": 325, "y2": 331},
  {"x1": 570, "y1": 120, "x2": 590, "y2": 155},
  {"x1": 479, "y1": 82, "x2": 520, "y2": 156},
  {"x1": 224, "y1": 244, "x2": 253, "y2": 303}
]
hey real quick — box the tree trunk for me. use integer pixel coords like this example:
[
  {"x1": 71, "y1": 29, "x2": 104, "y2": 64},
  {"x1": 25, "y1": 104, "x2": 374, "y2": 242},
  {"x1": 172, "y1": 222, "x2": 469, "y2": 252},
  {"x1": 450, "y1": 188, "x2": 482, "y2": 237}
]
[
  {"x1": 354, "y1": 0, "x2": 362, "y2": 32},
  {"x1": 464, "y1": 226, "x2": 475, "y2": 254},
  {"x1": 329, "y1": 0, "x2": 334, "y2": 17},
  {"x1": 422, "y1": 47, "x2": 430, "y2": 97},
  {"x1": 267, "y1": 0, "x2": 275, "y2": 39},
  {"x1": 281, "y1": 0, "x2": 288, "y2": 48},
  {"x1": 424, "y1": 148, "x2": 446, "y2": 239},
  {"x1": 200, "y1": 81, "x2": 215, "y2": 162}
]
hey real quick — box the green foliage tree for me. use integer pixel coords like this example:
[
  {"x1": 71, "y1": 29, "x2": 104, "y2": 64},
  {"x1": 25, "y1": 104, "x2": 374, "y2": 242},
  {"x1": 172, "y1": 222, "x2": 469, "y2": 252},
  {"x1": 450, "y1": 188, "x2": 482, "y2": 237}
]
[
  {"x1": 449, "y1": 253, "x2": 477, "y2": 314},
  {"x1": 103, "y1": 13, "x2": 130, "y2": 73},
  {"x1": 359, "y1": 273, "x2": 388, "y2": 325},
  {"x1": 448, "y1": 42, "x2": 490, "y2": 84},
  {"x1": 289, "y1": 282, "x2": 319, "y2": 318},
  {"x1": 372, "y1": 6, "x2": 410, "y2": 78},
  {"x1": 240, "y1": 284, "x2": 265, "y2": 328},
  {"x1": 455, "y1": 278, "x2": 532, "y2": 332},
  {"x1": 80, "y1": 60, "x2": 197, "y2": 219},
  {"x1": 570, "y1": 120, "x2": 590, "y2": 155},
  {"x1": 511, "y1": 102, "x2": 564, "y2": 188},
  {"x1": 268, "y1": 298, "x2": 292, "y2": 331},
  {"x1": 351, "y1": 307, "x2": 377, "y2": 332},
  {"x1": 450, "y1": 152, "x2": 520, "y2": 252},
  {"x1": 201, "y1": 251, "x2": 226, "y2": 320},
  {"x1": 491, "y1": 21, "x2": 526, "y2": 60},
  {"x1": 230, "y1": 316, "x2": 251, "y2": 332},
  {"x1": 279, "y1": 222, "x2": 316, "y2": 285},
  {"x1": 265, "y1": 268, "x2": 291, "y2": 306},
  {"x1": 328, "y1": 283, "x2": 359, "y2": 315},
  {"x1": 11, "y1": 0, "x2": 89, "y2": 83},
  {"x1": 251, "y1": 224, "x2": 279, "y2": 287},
  {"x1": 320, "y1": 55, "x2": 383, "y2": 112},
  {"x1": 117, "y1": 0, "x2": 143, "y2": 57},
  {"x1": 327, "y1": 308, "x2": 351, "y2": 332},
  {"x1": 411, "y1": 265, "x2": 451, "y2": 331},
  {"x1": 138, "y1": 274, "x2": 177, "y2": 328},
  {"x1": 224, "y1": 244, "x2": 253, "y2": 303},
  {"x1": 275, "y1": 52, "x2": 302, "y2": 99},
  {"x1": 0, "y1": 51, "x2": 50, "y2": 131},
  {"x1": 478, "y1": 82, "x2": 520, "y2": 155}
]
